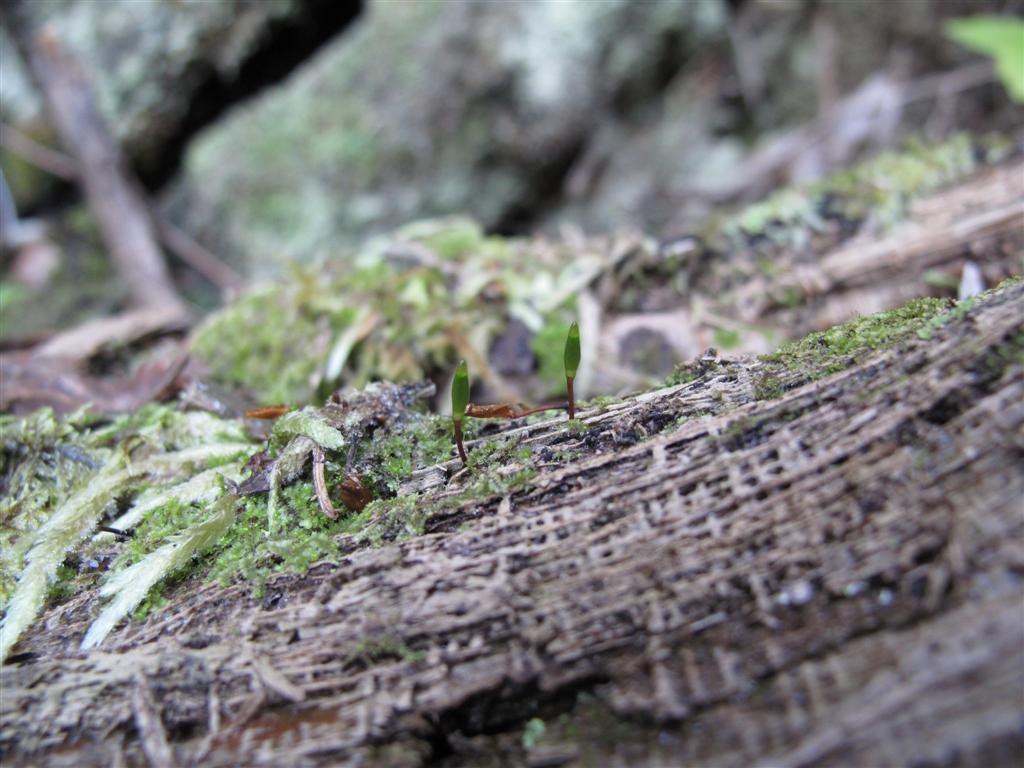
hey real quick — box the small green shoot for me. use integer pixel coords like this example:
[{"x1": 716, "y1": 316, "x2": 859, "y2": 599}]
[
  {"x1": 564, "y1": 321, "x2": 580, "y2": 419},
  {"x1": 452, "y1": 360, "x2": 470, "y2": 465}
]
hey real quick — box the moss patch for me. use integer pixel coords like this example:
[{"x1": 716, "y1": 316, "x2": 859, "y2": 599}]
[
  {"x1": 188, "y1": 217, "x2": 584, "y2": 405},
  {"x1": 717, "y1": 133, "x2": 1013, "y2": 252},
  {"x1": 750, "y1": 284, "x2": 1022, "y2": 399}
]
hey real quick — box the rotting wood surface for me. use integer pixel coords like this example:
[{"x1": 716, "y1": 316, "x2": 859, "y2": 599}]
[{"x1": 2, "y1": 284, "x2": 1023, "y2": 767}]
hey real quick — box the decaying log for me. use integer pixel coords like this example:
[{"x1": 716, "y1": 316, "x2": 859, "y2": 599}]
[
  {"x1": 2, "y1": 276, "x2": 1021, "y2": 766},
  {"x1": 1, "y1": 4, "x2": 185, "y2": 313},
  {"x1": 729, "y1": 157, "x2": 1024, "y2": 331}
]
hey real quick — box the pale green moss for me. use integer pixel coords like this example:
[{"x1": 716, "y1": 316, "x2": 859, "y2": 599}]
[
  {"x1": 720, "y1": 133, "x2": 1013, "y2": 252},
  {"x1": 761, "y1": 297, "x2": 951, "y2": 376},
  {"x1": 187, "y1": 217, "x2": 588, "y2": 405},
  {"x1": 751, "y1": 290, "x2": 1001, "y2": 400}
]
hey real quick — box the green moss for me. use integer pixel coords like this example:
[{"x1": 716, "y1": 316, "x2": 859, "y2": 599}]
[
  {"x1": 349, "y1": 635, "x2": 425, "y2": 666},
  {"x1": 400, "y1": 217, "x2": 491, "y2": 261},
  {"x1": 361, "y1": 414, "x2": 454, "y2": 495},
  {"x1": 753, "y1": 373, "x2": 785, "y2": 401},
  {"x1": 190, "y1": 284, "x2": 328, "y2": 405},
  {"x1": 564, "y1": 418, "x2": 590, "y2": 434},
  {"x1": 347, "y1": 496, "x2": 424, "y2": 547},
  {"x1": 750, "y1": 285, "x2": 1018, "y2": 400},
  {"x1": 580, "y1": 394, "x2": 622, "y2": 409},
  {"x1": 522, "y1": 717, "x2": 547, "y2": 750},
  {"x1": 663, "y1": 355, "x2": 722, "y2": 388},
  {"x1": 205, "y1": 483, "x2": 342, "y2": 595},
  {"x1": 761, "y1": 297, "x2": 952, "y2": 377},
  {"x1": 713, "y1": 328, "x2": 741, "y2": 349},
  {"x1": 132, "y1": 584, "x2": 169, "y2": 620},
  {"x1": 720, "y1": 134, "x2": 1009, "y2": 250}
]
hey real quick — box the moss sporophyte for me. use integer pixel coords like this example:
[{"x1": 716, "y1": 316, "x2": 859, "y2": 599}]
[
  {"x1": 452, "y1": 360, "x2": 470, "y2": 465},
  {"x1": 450, "y1": 323, "x2": 581, "y2": 465},
  {"x1": 564, "y1": 321, "x2": 580, "y2": 420}
]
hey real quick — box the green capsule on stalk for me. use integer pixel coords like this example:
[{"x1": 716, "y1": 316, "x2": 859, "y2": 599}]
[
  {"x1": 452, "y1": 360, "x2": 470, "y2": 464},
  {"x1": 564, "y1": 322, "x2": 580, "y2": 419}
]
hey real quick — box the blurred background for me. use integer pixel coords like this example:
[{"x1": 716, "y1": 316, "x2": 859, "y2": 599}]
[{"x1": 1, "y1": 0, "x2": 1021, "y2": 409}]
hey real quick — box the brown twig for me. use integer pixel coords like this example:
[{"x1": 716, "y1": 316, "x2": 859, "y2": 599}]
[
  {"x1": 1, "y1": 8, "x2": 185, "y2": 312},
  {"x1": 311, "y1": 445, "x2": 337, "y2": 520},
  {"x1": 0, "y1": 121, "x2": 243, "y2": 294},
  {"x1": 0, "y1": 122, "x2": 78, "y2": 179},
  {"x1": 154, "y1": 215, "x2": 245, "y2": 292}
]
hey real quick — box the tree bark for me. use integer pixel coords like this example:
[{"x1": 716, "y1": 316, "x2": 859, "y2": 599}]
[{"x1": 2, "y1": 274, "x2": 1021, "y2": 765}]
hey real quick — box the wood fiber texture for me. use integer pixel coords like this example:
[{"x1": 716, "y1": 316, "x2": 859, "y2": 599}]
[{"x1": 2, "y1": 286, "x2": 1023, "y2": 767}]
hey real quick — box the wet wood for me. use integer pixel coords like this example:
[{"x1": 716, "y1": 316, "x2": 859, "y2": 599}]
[{"x1": 2, "y1": 281, "x2": 1021, "y2": 767}]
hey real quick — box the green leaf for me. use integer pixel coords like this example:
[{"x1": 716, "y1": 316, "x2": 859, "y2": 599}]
[
  {"x1": 945, "y1": 16, "x2": 1024, "y2": 102},
  {"x1": 564, "y1": 321, "x2": 581, "y2": 379},
  {"x1": 451, "y1": 360, "x2": 469, "y2": 421}
]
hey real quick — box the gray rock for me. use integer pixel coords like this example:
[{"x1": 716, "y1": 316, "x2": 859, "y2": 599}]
[
  {"x1": 174, "y1": 0, "x2": 727, "y2": 272},
  {"x1": 0, "y1": 0, "x2": 357, "y2": 195}
]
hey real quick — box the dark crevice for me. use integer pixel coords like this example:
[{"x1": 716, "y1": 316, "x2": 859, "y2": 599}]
[
  {"x1": 7, "y1": 0, "x2": 363, "y2": 218},
  {"x1": 423, "y1": 674, "x2": 610, "y2": 766},
  {"x1": 489, "y1": 136, "x2": 587, "y2": 236},
  {"x1": 133, "y1": 0, "x2": 364, "y2": 192}
]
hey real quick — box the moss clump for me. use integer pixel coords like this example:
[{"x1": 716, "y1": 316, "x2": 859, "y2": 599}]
[
  {"x1": 341, "y1": 496, "x2": 424, "y2": 548},
  {"x1": 719, "y1": 133, "x2": 1014, "y2": 252},
  {"x1": 749, "y1": 285, "x2": 1020, "y2": 400},
  {"x1": 188, "y1": 216, "x2": 585, "y2": 405},
  {"x1": 360, "y1": 414, "x2": 453, "y2": 495},
  {"x1": 206, "y1": 487, "x2": 342, "y2": 594},
  {"x1": 752, "y1": 373, "x2": 785, "y2": 401},
  {"x1": 762, "y1": 297, "x2": 951, "y2": 376},
  {"x1": 190, "y1": 284, "x2": 332, "y2": 405}
]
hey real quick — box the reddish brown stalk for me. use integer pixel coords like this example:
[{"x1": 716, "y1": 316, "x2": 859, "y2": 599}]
[
  {"x1": 454, "y1": 419, "x2": 469, "y2": 465},
  {"x1": 311, "y1": 444, "x2": 338, "y2": 520},
  {"x1": 245, "y1": 404, "x2": 290, "y2": 420},
  {"x1": 465, "y1": 402, "x2": 568, "y2": 419},
  {"x1": 567, "y1": 376, "x2": 575, "y2": 420}
]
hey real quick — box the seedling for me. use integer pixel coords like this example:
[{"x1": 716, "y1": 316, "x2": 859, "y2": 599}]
[
  {"x1": 451, "y1": 360, "x2": 470, "y2": 465},
  {"x1": 564, "y1": 321, "x2": 580, "y2": 419}
]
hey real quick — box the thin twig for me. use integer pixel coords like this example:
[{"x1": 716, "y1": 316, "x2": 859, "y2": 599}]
[
  {"x1": 0, "y1": 121, "x2": 243, "y2": 293},
  {"x1": 311, "y1": 444, "x2": 338, "y2": 519},
  {"x1": 0, "y1": 122, "x2": 77, "y2": 179},
  {"x1": 154, "y1": 215, "x2": 244, "y2": 291}
]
